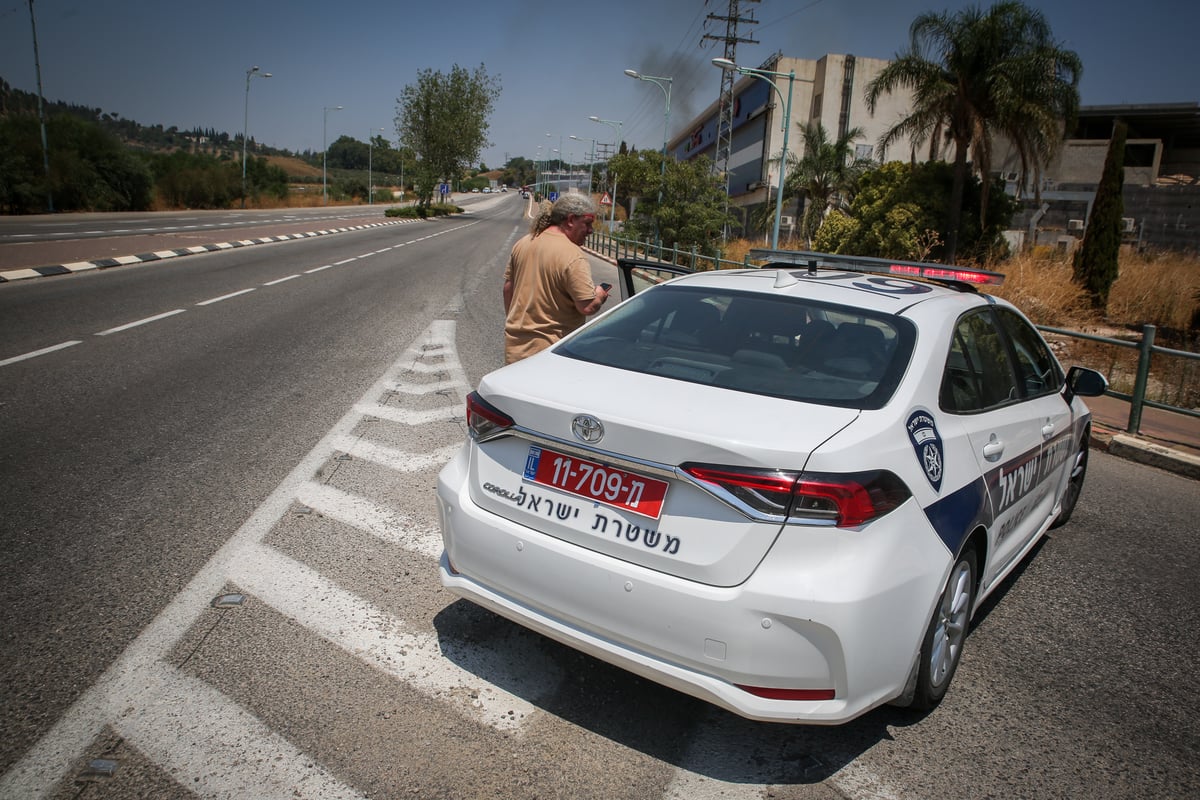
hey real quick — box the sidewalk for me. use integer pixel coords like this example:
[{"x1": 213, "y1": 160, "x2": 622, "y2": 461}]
[{"x1": 1086, "y1": 393, "x2": 1200, "y2": 479}]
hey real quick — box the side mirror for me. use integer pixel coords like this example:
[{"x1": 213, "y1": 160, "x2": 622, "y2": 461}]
[{"x1": 1064, "y1": 365, "x2": 1108, "y2": 402}]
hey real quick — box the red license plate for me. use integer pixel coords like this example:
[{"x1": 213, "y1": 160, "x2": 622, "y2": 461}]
[{"x1": 523, "y1": 446, "x2": 668, "y2": 519}]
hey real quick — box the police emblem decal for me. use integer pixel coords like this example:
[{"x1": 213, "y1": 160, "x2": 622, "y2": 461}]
[{"x1": 906, "y1": 409, "x2": 944, "y2": 492}]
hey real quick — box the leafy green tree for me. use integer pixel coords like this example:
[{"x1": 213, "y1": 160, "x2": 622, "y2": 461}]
[
  {"x1": 865, "y1": 0, "x2": 1080, "y2": 261},
  {"x1": 501, "y1": 156, "x2": 536, "y2": 189},
  {"x1": 782, "y1": 122, "x2": 872, "y2": 245},
  {"x1": 150, "y1": 150, "x2": 238, "y2": 208},
  {"x1": 609, "y1": 151, "x2": 733, "y2": 258},
  {"x1": 326, "y1": 135, "x2": 368, "y2": 170},
  {"x1": 813, "y1": 160, "x2": 1013, "y2": 261},
  {"x1": 1073, "y1": 120, "x2": 1126, "y2": 309},
  {"x1": 244, "y1": 156, "x2": 290, "y2": 200},
  {"x1": 396, "y1": 63, "x2": 501, "y2": 204},
  {"x1": 0, "y1": 113, "x2": 152, "y2": 213},
  {"x1": 652, "y1": 156, "x2": 736, "y2": 258},
  {"x1": 606, "y1": 148, "x2": 659, "y2": 221}
]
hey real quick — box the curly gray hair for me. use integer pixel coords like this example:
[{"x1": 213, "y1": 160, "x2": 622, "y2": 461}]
[{"x1": 548, "y1": 192, "x2": 599, "y2": 226}]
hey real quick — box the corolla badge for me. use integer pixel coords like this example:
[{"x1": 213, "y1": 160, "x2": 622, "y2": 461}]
[
  {"x1": 906, "y1": 409, "x2": 944, "y2": 492},
  {"x1": 571, "y1": 414, "x2": 605, "y2": 443}
]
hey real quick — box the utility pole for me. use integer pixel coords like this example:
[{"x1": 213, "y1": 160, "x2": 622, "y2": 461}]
[
  {"x1": 702, "y1": 0, "x2": 759, "y2": 237},
  {"x1": 27, "y1": 0, "x2": 52, "y2": 212}
]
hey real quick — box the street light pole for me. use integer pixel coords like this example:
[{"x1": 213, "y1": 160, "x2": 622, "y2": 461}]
[
  {"x1": 625, "y1": 70, "x2": 673, "y2": 248},
  {"x1": 323, "y1": 105, "x2": 343, "y2": 205},
  {"x1": 27, "y1": 0, "x2": 52, "y2": 212},
  {"x1": 545, "y1": 132, "x2": 564, "y2": 195},
  {"x1": 713, "y1": 58, "x2": 798, "y2": 249},
  {"x1": 624, "y1": 70, "x2": 673, "y2": 163},
  {"x1": 368, "y1": 127, "x2": 384, "y2": 204},
  {"x1": 588, "y1": 116, "x2": 623, "y2": 226},
  {"x1": 570, "y1": 135, "x2": 597, "y2": 196},
  {"x1": 242, "y1": 65, "x2": 271, "y2": 209}
]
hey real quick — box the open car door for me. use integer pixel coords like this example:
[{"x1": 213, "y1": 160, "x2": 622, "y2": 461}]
[{"x1": 616, "y1": 258, "x2": 693, "y2": 301}]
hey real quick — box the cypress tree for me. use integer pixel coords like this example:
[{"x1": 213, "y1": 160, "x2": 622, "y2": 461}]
[{"x1": 1073, "y1": 119, "x2": 1127, "y2": 309}]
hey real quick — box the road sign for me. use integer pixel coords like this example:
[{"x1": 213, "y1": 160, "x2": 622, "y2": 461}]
[
  {"x1": 600, "y1": 192, "x2": 612, "y2": 206},
  {"x1": 439, "y1": 183, "x2": 450, "y2": 196},
  {"x1": 548, "y1": 191, "x2": 558, "y2": 202}
]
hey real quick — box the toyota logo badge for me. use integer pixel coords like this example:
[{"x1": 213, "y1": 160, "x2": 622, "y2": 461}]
[{"x1": 571, "y1": 414, "x2": 604, "y2": 443}]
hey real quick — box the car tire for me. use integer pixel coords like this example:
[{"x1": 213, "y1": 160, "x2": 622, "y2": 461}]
[
  {"x1": 910, "y1": 548, "x2": 977, "y2": 710},
  {"x1": 1050, "y1": 428, "x2": 1089, "y2": 529}
]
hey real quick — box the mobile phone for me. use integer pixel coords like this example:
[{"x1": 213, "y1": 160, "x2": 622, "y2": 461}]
[{"x1": 600, "y1": 282, "x2": 612, "y2": 291}]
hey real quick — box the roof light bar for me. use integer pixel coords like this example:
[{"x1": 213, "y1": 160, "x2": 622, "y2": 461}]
[{"x1": 748, "y1": 249, "x2": 1005, "y2": 287}]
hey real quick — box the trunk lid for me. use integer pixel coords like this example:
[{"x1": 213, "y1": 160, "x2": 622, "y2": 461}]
[{"x1": 467, "y1": 354, "x2": 859, "y2": 586}]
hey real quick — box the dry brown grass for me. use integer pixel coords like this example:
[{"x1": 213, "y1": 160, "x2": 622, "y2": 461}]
[
  {"x1": 266, "y1": 154, "x2": 322, "y2": 178},
  {"x1": 1106, "y1": 250, "x2": 1200, "y2": 332},
  {"x1": 989, "y1": 249, "x2": 1093, "y2": 328}
]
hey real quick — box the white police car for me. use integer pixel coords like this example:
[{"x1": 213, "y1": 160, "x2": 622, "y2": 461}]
[{"x1": 437, "y1": 250, "x2": 1107, "y2": 724}]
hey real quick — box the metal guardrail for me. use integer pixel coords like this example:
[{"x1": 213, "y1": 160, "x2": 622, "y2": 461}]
[
  {"x1": 586, "y1": 232, "x2": 1199, "y2": 436},
  {"x1": 588, "y1": 230, "x2": 750, "y2": 271},
  {"x1": 1038, "y1": 324, "x2": 1200, "y2": 433}
]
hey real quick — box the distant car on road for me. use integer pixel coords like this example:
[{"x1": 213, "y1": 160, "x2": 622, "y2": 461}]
[{"x1": 437, "y1": 250, "x2": 1107, "y2": 724}]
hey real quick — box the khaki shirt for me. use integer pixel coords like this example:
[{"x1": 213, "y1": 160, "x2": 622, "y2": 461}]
[{"x1": 503, "y1": 228, "x2": 596, "y2": 364}]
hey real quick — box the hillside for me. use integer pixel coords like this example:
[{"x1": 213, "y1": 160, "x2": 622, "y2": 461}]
[{"x1": 266, "y1": 155, "x2": 322, "y2": 179}]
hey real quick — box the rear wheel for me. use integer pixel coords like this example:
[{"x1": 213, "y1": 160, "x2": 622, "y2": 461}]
[
  {"x1": 1050, "y1": 429, "x2": 1089, "y2": 529},
  {"x1": 910, "y1": 549, "x2": 976, "y2": 710}
]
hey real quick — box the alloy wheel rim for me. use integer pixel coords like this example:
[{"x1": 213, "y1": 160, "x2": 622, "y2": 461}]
[{"x1": 929, "y1": 561, "x2": 972, "y2": 688}]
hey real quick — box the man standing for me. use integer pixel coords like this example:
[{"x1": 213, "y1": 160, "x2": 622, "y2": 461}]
[{"x1": 502, "y1": 193, "x2": 610, "y2": 364}]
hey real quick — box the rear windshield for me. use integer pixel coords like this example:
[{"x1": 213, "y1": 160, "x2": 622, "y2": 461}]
[{"x1": 558, "y1": 285, "x2": 915, "y2": 410}]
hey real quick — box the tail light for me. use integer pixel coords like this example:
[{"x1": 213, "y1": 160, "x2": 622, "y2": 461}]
[
  {"x1": 682, "y1": 464, "x2": 910, "y2": 527},
  {"x1": 466, "y1": 391, "x2": 514, "y2": 440}
]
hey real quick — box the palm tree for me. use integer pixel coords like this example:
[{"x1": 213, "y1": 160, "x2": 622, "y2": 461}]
[
  {"x1": 783, "y1": 122, "x2": 872, "y2": 246},
  {"x1": 865, "y1": 1, "x2": 1081, "y2": 261}
]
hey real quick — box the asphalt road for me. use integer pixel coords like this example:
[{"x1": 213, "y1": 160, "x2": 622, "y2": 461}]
[{"x1": 1, "y1": 198, "x2": 1197, "y2": 799}]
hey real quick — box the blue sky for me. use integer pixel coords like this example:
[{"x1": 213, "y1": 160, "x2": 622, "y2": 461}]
[{"x1": 1, "y1": 0, "x2": 1194, "y2": 170}]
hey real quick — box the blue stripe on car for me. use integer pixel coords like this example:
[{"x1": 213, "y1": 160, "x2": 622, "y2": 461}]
[{"x1": 923, "y1": 477, "x2": 989, "y2": 554}]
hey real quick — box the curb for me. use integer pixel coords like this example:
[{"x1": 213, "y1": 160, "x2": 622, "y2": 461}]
[
  {"x1": 0, "y1": 218, "x2": 420, "y2": 283},
  {"x1": 1102, "y1": 433, "x2": 1200, "y2": 480}
]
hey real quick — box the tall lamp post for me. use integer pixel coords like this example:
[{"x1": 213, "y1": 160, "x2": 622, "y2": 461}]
[
  {"x1": 712, "y1": 58, "x2": 797, "y2": 249},
  {"x1": 588, "y1": 116, "x2": 623, "y2": 226},
  {"x1": 368, "y1": 127, "x2": 385, "y2": 204},
  {"x1": 27, "y1": 0, "x2": 52, "y2": 212},
  {"x1": 322, "y1": 105, "x2": 343, "y2": 205},
  {"x1": 533, "y1": 144, "x2": 543, "y2": 198},
  {"x1": 545, "y1": 132, "x2": 564, "y2": 195},
  {"x1": 623, "y1": 70, "x2": 673, "y2": 164},
  {"x1": 242, "y1": 65, "x2": 271, "y2": 209},
  {"x1": 570, "y1": 135, "x2": 597, "y2": 195},
  {"x1": 625, "y1": 70, "x2": 673, "y2": 246}
]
